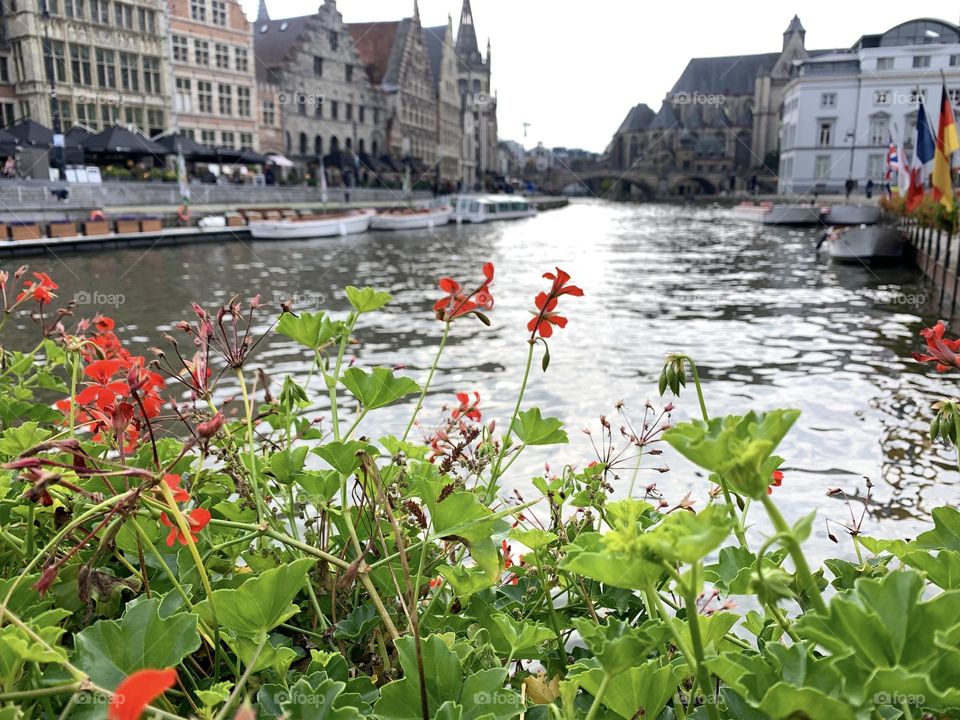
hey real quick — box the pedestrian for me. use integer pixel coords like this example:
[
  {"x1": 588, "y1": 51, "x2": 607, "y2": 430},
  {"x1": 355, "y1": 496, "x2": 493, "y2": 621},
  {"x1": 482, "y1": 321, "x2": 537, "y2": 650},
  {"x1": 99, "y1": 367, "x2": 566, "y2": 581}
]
[
  {"x1": 844, "y1": 178, "x2": 854, "y2": 200},
  {"x1": 865, "y1": 179, "x2": 874, "y2": 199}
]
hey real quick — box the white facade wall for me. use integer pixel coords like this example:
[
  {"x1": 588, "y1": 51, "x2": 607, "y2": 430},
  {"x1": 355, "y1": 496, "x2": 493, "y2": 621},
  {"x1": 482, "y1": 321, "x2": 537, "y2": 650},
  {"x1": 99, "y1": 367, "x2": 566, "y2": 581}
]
[{"x1": 779, "y1": 41, "x2": 960, "y2": 195}]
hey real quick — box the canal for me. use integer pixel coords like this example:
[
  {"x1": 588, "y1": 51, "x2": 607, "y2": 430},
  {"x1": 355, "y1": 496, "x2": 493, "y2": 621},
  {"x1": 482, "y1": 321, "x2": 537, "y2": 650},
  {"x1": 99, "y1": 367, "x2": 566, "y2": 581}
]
[{"x1": 8, "y1": 199, "x2": 952, "y2": 558}]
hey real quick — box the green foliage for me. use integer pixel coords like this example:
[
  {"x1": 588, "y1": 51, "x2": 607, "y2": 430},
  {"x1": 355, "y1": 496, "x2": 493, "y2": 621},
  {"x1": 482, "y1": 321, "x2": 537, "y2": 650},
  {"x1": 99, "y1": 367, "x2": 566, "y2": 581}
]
[
  {"x1": 510, "y1": 408, "x2": 568, "y2": 446},
  {"x1": 341, "y1": 367, "x2": 421, "y2": 410},
  {"x1": 345, "y1": 285, "x2": 392, "y2": 314}
]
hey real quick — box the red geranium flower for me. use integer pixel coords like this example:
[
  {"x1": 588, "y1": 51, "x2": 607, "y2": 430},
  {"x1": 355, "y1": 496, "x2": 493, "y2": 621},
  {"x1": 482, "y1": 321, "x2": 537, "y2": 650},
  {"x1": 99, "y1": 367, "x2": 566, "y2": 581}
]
[
  {"x1": 767, "y1": 470, "x2": 784, "y2": 495},
  {"x1": 16, "y1": 272, "x2": 57, "y2": 305},
  {"x1": 451, "y1": 391, "x2": 481, "y2": 422},
  {"x1": 162, "y1": 474, "x2": 190, "y2": 503},
  {"x1": 434, "y1": 262, "x2": 494, "y2": 322},
  {"x1": 77, "y1": 359, "x2": 129, "y2": 410},
  {"x1": 527, "y1": 267, "x2": 583, "y2": 339},
  {"x1": 913, "y1": 322, "x2": 960, "y2": 372},
  {"x1": 160, "y1": 508, "x2": 211, "y2": 546},
  {"x1": 109, "y1": 668, "x2": 177, "y2": 720}
]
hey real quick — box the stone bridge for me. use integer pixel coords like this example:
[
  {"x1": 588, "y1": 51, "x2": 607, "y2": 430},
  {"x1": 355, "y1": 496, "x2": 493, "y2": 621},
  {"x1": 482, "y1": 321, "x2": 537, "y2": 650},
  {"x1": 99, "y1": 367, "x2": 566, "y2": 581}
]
[{"x1": 539, "y1": 163, "x2": 736, "y2": 199}]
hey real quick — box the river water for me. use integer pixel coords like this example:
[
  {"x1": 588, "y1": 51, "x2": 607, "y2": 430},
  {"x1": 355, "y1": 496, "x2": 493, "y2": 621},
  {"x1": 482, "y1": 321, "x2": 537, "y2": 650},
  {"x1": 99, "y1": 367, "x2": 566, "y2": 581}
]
[{"x1": 8, "y1": 199, "x2": 955, "y2": 559}]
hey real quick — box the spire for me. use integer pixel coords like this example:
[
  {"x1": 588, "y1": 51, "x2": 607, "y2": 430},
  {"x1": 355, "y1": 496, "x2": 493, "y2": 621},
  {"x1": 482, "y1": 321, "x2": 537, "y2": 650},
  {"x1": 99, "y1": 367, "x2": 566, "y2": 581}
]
[
  {"x1": 783, "y1": 15, "x2": 805, "y2": 38},
  {"x1": 256, "y1": 0, "x2": 269, "y2": 22},
  {"x1": 455, "y1": 0, "x2": 481, "y2": 65},
  {"x1": 412, "y1": 0, "x2": 420, "y2": 24}
]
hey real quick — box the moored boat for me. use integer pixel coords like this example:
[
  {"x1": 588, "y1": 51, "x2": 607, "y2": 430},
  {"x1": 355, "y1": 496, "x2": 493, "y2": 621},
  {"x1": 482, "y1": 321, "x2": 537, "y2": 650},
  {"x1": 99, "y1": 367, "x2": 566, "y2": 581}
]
[
  {"x1": 370, "y1": 205, "x2": 453, "y2": 231},
  {"x1": 453, "y1": 195, "x2": 537, "y2": 224},
  {"x1": 822, "y1": 204, "x2": 881, "y2": 226},
  {"x1": 732, "y1": 201, "x2": 824, "y2": 226},
  {"x1": 248, "y1": 209, "x2": 375, "y2": 239},
  {"x1": 817, "y1": 224, "x2": 905, "y2": 262}
]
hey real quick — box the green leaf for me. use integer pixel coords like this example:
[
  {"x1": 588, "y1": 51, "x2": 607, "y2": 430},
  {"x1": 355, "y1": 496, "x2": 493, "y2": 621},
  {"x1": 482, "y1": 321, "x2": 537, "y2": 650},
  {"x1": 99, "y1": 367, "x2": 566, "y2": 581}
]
[
  {"x1": 340, "y1": 367, "x2": 421, "y2": 410},
  {"x1": 269, "y1": 446, "x2": 309, "y2": 485},
  {"x1": 0, "y1": 422, "x2": 52, "y2": 459},
  {"x1": 276, "y1": 310, "x2": 342, "y2": 350},
  {"x1": 313, "y1": 440, "x2": 377, "y2": 476},
  {"x1": 432, "y1": 492, "x2": 504, "y2": 581},
  {"x1": 435, "y1": 565, "x2": 494, "y2": 601},
  {"x1": 485, "y1": 612, "x2": 555, "y2": 658},
  {"x1": 195, "y1": 681, "x2": 233, "y2": 708},
  {"x1": 345, "y1": 285, "x2": 392, "y2": 314},
  {"x1": 570, "y1": 659, "x2": 679, "y2": 720},
  {"x1": 73, "y1": 597, "x2": 201, "y2": 689},
  {"x1": 559, "y1": 532, "x2": 662, "y2": 590},
  {"x1": 195, "y1": 558, "x2": 315, "y2": 638},
  {"x1": 280, "y1": 674, "x2": 365, "y2": 719},
  {"x1": 573, "y1": 618, "x2": 666, "y2": 676},
  {"x1": 508, "y1": 527, "x2": 558, "y2": 551},
  {"x1": 334, "y1": 604, "x2": 381, "y2": 641},
  {"x1": 510, "y1": 408, "x2": 568, "y2": 446},
  {"x1": 916, "y1": 506, "x2": 960, "y2": 551}
]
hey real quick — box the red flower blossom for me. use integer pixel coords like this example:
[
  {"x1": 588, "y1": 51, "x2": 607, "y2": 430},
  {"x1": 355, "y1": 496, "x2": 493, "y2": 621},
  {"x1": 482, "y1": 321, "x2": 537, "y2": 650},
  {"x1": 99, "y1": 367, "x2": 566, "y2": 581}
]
[
  {"x1": 434, "y1": 263, "x2": 494, "y2": 322},
  {"x1": 451, "y1": 391, "x2": 481, "y2": 422},
  {"x1": 16, "y1": 272, "x2": 57, "y2": 305},
  {"x1": 913, "y1": 322, "x2": 960, "y2": 372},
  {"x1": 162, "y1": 474, "x2": 190, "y2": 503},
  {"x1": 160, "y1": 508, "x2": 211, "y2": 546},
  {"x1": 527, "y1": 267, "x2": 583, "y2": 339},
  {"x1": 77, "y1": 359, "x2": 129, "y2": 410},
  {"x1": 767, "y1": 470, "x2": 784, "y2": 495},
  {"x1": 109, "y1": 668, "x2": 177, "y2": 720}
]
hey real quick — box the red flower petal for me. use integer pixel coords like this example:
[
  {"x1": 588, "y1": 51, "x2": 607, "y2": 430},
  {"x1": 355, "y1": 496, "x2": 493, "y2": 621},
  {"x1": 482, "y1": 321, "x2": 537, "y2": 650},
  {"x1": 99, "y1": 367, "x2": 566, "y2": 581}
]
[{"x1": 109, "y1": 668, "x2": 177, "y2": 720}]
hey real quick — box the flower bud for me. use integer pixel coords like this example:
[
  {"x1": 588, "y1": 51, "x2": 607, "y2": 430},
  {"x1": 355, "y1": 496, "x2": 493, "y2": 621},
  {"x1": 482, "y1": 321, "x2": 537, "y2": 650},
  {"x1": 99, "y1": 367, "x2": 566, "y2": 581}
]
[{"x1": 197, "y1": 411, "x2": 225, "y2": 439}]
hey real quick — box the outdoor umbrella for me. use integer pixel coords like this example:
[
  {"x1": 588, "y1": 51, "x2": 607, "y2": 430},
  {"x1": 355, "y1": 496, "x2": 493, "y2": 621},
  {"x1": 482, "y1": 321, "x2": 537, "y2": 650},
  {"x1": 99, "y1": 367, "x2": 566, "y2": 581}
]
[
  {"x1": 82, "y1": 125, "x2": 165, "y2": 157},
  {"x1": 154, "y1": 132, "x2": 217, "y2": 160},
  {"x1": 9, "y1": 119, "x2": 53, "y2": 147},
  {"x1": 0, "y1": 128, "x2": 19, "y2": 157}
]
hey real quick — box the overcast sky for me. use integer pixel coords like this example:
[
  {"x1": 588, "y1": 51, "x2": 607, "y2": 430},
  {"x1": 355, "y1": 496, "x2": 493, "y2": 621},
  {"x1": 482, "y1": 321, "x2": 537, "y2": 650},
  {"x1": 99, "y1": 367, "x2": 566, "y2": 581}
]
[{"x1": 242, "y1": 0, "x2": 960, "y2": 152}]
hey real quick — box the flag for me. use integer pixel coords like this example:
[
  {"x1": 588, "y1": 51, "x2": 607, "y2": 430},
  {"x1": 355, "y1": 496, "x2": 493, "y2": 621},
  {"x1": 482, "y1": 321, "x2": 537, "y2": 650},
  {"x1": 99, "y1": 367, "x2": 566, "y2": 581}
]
[
  {"x1": 932, "y1": 82, "x2": 959, "y2": 212},
  {"x1": 884, "y1": 134, "x2": 901, "y2": 196},
  {"x1": 319, "y1": 154, "x2": 328, "y2": 205},
  {"x1": 905, "y1": 97, "x2": 935, "y2": 213}
]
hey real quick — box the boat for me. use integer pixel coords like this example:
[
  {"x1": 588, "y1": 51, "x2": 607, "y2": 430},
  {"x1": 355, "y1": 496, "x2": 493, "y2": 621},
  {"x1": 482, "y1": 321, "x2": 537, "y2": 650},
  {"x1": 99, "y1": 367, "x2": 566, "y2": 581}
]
[
  {"x1": 453, "y1": 195, "x2": 537, "y2": 224},
  {"x1": 370, "y1": 205, "x2": 453, "y2": 231},
  {"x1": 732, "y1": 201, "x2": 824, "y2": 226},
  {"x1": 248, "y1": 209, "x2": 375, "y2": 239},
  {"x1": 822, "y1": 204, "x2": 881, "y2": 226},
  {"x1": 816, "y1": 224, "x2": 905, "y2": 262}
]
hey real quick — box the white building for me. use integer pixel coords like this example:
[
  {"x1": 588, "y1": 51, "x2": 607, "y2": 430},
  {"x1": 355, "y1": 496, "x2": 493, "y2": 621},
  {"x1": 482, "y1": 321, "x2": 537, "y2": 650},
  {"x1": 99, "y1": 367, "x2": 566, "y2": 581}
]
[{"x1": 778, "y1": 18, "x2": 960, "y2": 195}]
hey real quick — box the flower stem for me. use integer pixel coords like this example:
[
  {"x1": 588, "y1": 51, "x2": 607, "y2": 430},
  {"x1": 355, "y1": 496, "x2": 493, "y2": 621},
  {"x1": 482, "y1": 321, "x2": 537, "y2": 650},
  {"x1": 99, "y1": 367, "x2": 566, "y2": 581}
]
[
  {"x1": 485, "y1": 340, "x2": 535, "y2": 504},
  {"x1": 402, "y1": 321, "x2": 450, "y2": 442},
  {"x1": 327, "y1": 312, "x2": 357, "y2": 442},
  {"x1": 235, "y1": 367, "x2": 267, "y2": 529},
  {"x1": 760, "y1": 493, "x2": 827, "y2": 614},
  {"x1": 680, "y1": 571, "x2": 721, "y2": 720},
  {"x1": 584, "y1": 672, "x2": 610, "y2": 720}
]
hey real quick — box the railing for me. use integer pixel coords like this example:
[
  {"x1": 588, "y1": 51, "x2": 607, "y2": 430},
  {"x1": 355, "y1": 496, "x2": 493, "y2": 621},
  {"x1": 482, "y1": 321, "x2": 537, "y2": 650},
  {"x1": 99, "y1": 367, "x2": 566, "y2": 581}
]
[{"x1": 902, "y1": 216, "x2": 960, "y2": 316}]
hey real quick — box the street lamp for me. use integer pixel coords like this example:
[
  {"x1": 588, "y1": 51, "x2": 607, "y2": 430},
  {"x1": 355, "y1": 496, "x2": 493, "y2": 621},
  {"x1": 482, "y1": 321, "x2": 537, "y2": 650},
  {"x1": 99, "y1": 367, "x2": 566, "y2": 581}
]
[{"x1": 40, "y1": 0, "x2": 67, "y2": 180}]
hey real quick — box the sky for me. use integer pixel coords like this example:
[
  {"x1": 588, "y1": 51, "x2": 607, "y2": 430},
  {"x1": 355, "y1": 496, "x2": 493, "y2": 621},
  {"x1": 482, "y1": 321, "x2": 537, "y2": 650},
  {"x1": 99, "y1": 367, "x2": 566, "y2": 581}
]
[{"x1": 241, "y1": 0, "x2": 960, "y2": 152}]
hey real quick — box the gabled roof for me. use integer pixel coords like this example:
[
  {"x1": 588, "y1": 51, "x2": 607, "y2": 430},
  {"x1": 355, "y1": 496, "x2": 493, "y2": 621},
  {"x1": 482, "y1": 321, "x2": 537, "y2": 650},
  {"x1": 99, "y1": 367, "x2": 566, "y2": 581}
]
[
  {"x1": 650, "y1": 103, "x2": 679, "y2": 129},
  {"x1": 616, "y1": 103, "x2": 655, "y2": 133},
  {"x1": 253, "y1": 14, "x2": 312, "y2": 81},
  {"x1": 348, "y1": 20, "x2": 403, "y2": 87},
  {"x1": 670, "y1": 53, "x2": 780, "y2": 95},
  {"x1": 423, "y1": 25, "x2": 447, "y2": 91},
  {"x1": 784, "y1": 15, "x2": 805, "y2": 36},
  {"x1": 455, "y1": 0, "x2": 482, "y2": 66}
]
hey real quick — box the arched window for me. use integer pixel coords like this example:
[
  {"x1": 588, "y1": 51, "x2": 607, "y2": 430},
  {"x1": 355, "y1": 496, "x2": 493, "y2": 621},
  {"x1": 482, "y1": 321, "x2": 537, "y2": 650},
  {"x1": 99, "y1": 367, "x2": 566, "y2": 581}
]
[
  {"x1": 285, "y1": 131, "x2": 291, "y2": 154},
  {"x1": 299, "y1": 132, "x2": 307, "y2": 155},
  {"x1": 330, "y1": 136, "x2": 339, "y2": 153},
  {"x1": 314, "y1": 135, "x2": 323, "y2": 155},
  {"x1": 358, "y1": 138, "x2": 365, "y2": 154},
  {"x1": 345, "y1": 137, "x2": 352, "y2": 150}
]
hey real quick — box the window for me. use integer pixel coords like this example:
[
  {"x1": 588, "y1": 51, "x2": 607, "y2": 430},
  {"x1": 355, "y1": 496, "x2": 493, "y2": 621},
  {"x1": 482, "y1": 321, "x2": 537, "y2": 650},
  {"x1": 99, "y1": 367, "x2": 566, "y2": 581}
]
[
  {"x1": 313, "y1": 56, "x2": 322, "y2": 77},
  {"x1": 113, "y1": 2, "x2": 132, "y2": 29},
  {"x1": 873, "y1": 90, "x2": 890, "y2": 105},
  {"x1": 237, "y1": 86, "x2": 250, "y2": 117},
  {"x1": 75, "y1": 102, "x2": 96, "y2": 129},
  {"x1": 217, "y1": 83, "x2": 232, "y2": 115},
  {"x1": 876, "y1": 57, "x2": 894, "y2": 70},
  {"x1": 814, "y1": 155, "x2": 830, "y2": 179},
  {"x1": 239, "y1": 132, "x2": 252, "y2": 149},
  {"x1": 197, "y1": 81, "x2": 212, "y2": 113},
  {"x1": 345, "y1": 64, "x2": 353, "y2": 82},
  {"x1": 234, "y1": 47, "x2": 248, "y2": 72},
  {"x1": 215, "y1": 43, "x2": 229, "y2": 69},
  {"x1": 118, "y1": 52, "x2": 138, "y2": 91},
  {"x1": 910, "y1": 89, "x2": 926, "y2": 104},
  {"x1": 194, "y1": 40, "x2": 209, "y2": 65},
  {"x1": 211, "y1": 0, "x2": 226, "y2": 25},
  {"x1": 951, "y1": 55, "x2": 960, "y2": 67},
  {"x1": 64, "y1": 0, "x2": 85, "y2": 19},
  {"x1": 912, "y1": 55, "x2": 931, "y2": 69},
  {"x1": 299, "y1": 132, "x2": 307, "y2": 155},
  {"x1": 142, "y1": 56, "x2": 160, "y2": 94},
  {"x1": 147, "y1": 109, "x2": 163, "y2": 135},
  {"x1": 46, "y1": 41, "x2": 66, "y2": 83},
  {"x1": 868, "y1": 115, "x2": 889, "y2": 145},
  {"x1": 44, "y1": 0, "x2": 60, "y2": 14},
  {"x1": 201, "y1": 129, "x2": 215, "y2": 145},
  {"x1": 817, "y1": 120, "x2": 833, "y2": 147},
  {"x1": 172, "y1": 36, "x2": 188, "y2": 62},
  {"x1": 820, "y1": 92, "x2": 836, "y2": 108},
  {"x1": 866, "y1": 153, "x2": 884, "y2": 179},
  {"x1": 345, "y1": 102, "x2": 352, "y2": 120},
  {"x1": 220, "y1": 131, "x2": 234, "y2": 148},
  {"x1": 123, "y1": 106, "x2": 142, "y2": 129},
  {"x1": 330, "y1": 100, "x2": 338, "y2": 119},
  {"x1": 95, "y1": 48, "x2": 115, "y2": 87},
  {"x1": 314, "y1": 100, "x2": 322, "y2": 118},
  {"x1": 137, "y1": 7, "x2": 154, "y2": 33},
  {"x1": 949, "y1": 89, "x2": 960, "y2": 106},
  {"x1": 57, "y1": 100, "x2": 71, "y2": 126},
  {"x1": 329, "y1": 31, "x2": 338, "y2": 51},
  {"x1": 314, "y1": 135, "x2": 322, "y2": 154},
  {"x1": 175, "y1": 77, "x2": 192, "y2": 112},
  {"x1": 190, "y1": 0, "x2": 205, "y2": 22},
  {"x1": 69, "y1": 44, "x2": 92, "y2": 85},
  {"x1": 358, "y1": 105, "x2": 365, "y2": 124},
  {"x1": 0, "y1": 58, "x2": 8, "y2": 83},
  {"x1": 262, "y1": 100, "x2": 275, "y2": 125},
  {"x1": 100, "y1": 103, "x2": 119, "y2": 126},
  {"x1": 91, "y1": 0, "x2": 109, "y2": 23}
]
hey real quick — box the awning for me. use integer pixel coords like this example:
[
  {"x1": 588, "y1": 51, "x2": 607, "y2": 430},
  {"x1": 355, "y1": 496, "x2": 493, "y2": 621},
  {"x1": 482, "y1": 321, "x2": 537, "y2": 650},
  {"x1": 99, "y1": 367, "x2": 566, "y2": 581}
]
[{"x1": 265, "y1": 153, "x2": 295, "y2": 167}]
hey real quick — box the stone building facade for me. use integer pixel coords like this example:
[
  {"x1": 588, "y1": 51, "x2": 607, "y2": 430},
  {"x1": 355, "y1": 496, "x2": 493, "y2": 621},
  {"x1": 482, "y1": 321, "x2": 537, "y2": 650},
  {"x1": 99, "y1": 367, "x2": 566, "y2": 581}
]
[
  {"x1": 347, "y1": 2, "x2": 437, "y2": 173},
  {"x1": 1, "y1": 0, "x2": 169, "y2": 134},
  {"x1": 168, "y1": 0, "x2": 257, "y2": 149},
  {"x1": 423, "y1": 14, "x2": 461, "y2": 185},
  {"x1": 454, "y1": 0, "x2": 495, "y2": 189},
  {"x1": 255, "y1": 0, "x2": 384, "y2": 178}
]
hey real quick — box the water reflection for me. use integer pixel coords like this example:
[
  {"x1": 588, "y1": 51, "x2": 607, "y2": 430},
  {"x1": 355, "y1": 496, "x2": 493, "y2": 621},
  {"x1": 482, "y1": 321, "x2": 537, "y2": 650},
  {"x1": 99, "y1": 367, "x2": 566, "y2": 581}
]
[{"x1": 6, "y1": 199, "x2": 954, "y2": 559}]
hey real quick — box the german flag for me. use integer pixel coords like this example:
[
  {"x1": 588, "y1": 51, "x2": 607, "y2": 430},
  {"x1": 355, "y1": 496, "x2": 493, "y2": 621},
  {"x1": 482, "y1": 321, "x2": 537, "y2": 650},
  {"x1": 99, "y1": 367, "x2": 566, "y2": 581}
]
[{"x1": 933, "y1": 82, "x2": 959, "y2": 211}]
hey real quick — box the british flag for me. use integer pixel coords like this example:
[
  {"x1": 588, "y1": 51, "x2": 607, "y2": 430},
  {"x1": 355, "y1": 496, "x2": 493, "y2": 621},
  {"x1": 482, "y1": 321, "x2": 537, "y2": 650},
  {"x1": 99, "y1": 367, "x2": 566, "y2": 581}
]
[{"x1": 884, "y1": 131, "x2": 908, "y2": 197}]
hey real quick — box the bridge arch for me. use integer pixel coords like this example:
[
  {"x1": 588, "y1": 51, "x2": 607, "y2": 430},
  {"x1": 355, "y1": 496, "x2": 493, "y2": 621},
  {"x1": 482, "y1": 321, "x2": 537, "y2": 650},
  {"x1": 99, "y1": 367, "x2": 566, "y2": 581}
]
[{"x1": 671, "y1": 176, "x2": 716, "y2": 196}]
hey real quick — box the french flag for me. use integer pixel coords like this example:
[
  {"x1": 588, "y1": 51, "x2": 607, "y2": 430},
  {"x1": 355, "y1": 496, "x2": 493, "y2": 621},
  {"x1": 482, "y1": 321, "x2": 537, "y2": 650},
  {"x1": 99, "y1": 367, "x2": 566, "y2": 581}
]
[{"x1": 905, "y1": 98, "x2": 936, "y2": 212}]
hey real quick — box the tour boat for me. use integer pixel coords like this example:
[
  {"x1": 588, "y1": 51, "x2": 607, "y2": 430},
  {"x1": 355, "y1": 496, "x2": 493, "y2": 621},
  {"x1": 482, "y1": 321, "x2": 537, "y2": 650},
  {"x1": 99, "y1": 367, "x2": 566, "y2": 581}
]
[
  {"x1": 822, "y1": 204, "x2": 881, "y2": 226},
  {"x1": 248, "y1": 209, "x2": 375, "y2": 239},
  {"x1": 370, "y1": 205, "x2": 453, "y2": 231},
  {"x1": 732, "y1": 201, "x2": 824, "y2": 226},
  {"x1": 453, "y1": 195, "x2": 537, "y2": 224},
  {"x1": 817, "y1": 225, "x2": 905, "y2": 262}
]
